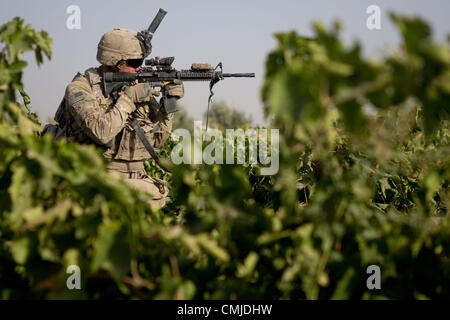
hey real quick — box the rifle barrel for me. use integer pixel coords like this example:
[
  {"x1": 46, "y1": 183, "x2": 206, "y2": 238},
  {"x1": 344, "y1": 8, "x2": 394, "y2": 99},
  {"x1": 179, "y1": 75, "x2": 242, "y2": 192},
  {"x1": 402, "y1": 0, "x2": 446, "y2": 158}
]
[{"x1": 223, "y1": 73, "x2": 255, "y2": 78}]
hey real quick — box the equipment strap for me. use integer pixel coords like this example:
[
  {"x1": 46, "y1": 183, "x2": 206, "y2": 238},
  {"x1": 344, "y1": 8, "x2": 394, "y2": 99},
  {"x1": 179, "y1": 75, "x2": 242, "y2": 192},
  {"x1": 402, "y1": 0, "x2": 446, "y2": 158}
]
[
  {"x1": 131, "y1": 119, "x2": 171, "y2": 172},
  {"x1": 204, "y1": 62, "x2": 223, "y2": 134}
]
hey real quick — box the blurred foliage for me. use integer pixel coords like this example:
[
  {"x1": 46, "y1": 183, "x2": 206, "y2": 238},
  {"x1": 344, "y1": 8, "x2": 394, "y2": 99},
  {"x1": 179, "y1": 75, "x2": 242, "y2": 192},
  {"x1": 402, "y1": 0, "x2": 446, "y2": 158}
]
[
  {"x1": 172, "y1": 105, "x2": 195, "y2": 132},
  {"x1": 204, "y1": 101, "x2": 253, "y2": 130},
  {"x1": 0, "y1": 17, "x2": 49, "y2": 125},
  {"x1": 0, "y1": 14, "x2": 449, "y2": 300}
]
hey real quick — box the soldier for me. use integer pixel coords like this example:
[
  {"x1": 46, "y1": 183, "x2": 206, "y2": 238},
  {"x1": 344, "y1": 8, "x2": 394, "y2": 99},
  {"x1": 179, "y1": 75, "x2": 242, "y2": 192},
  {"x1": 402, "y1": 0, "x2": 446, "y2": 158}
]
[{"x1": 44, "y1": 28, "x2": 183, "y2": 208}]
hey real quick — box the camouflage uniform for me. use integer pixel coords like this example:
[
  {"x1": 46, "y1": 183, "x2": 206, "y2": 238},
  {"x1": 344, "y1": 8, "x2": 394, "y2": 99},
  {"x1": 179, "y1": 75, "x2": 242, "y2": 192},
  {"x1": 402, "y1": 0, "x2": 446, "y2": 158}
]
[{"x1": 47, "y1": 28, "x2": 182, "y2": 208}]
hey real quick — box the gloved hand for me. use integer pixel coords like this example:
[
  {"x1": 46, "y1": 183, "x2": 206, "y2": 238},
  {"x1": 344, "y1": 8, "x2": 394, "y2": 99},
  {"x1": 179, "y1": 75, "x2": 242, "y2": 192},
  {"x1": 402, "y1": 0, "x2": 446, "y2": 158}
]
[
  {"x1": 166, "y1": 82, "x2": 184, "y2": 99},
  {"x1": 123, "y1": 83, "x2": 159, "y2": 103}
]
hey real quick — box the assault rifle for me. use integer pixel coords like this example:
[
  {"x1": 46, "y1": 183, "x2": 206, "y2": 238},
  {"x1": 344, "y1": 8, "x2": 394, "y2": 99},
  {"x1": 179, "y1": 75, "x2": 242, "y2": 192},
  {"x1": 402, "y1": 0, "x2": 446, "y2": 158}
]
[{"x1": 103, "y1": 58, "x2": 255, "y2": 113}]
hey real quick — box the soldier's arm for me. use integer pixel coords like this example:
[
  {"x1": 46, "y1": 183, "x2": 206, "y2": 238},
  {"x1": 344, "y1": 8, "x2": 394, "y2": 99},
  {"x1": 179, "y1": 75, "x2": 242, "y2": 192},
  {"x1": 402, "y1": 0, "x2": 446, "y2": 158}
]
[{"x1": 66, "y1": 77, "x2": 136, "y2": 145}]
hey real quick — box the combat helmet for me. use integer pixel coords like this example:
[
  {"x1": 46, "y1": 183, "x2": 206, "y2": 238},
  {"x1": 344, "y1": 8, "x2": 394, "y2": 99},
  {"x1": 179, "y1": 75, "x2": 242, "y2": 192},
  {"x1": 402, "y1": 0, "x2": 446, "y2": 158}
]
[{"x1": 96, "y1": 28, "x2": 152, "y2": 66}]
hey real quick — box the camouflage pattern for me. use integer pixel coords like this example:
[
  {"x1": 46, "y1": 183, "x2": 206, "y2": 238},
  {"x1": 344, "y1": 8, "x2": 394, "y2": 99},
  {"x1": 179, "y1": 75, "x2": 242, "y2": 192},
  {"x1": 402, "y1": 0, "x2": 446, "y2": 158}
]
[
  {"x1": 65, "y1": 68, "x2": 135, "y2": 146},
  {"x1": 107, "y1": 160, "x2": 168, "y2": 208},
  {"x1": 191, "y1": 63, "x2": 213, "y2": 71},
  {"x1": 166, "y1": 83, "x2": 184, "y2": 98},
  {"x1": 123, "y1": 83, "x2": 152, "y2": 103},
  {"x1": 96, "y1": 28, "x2": 144, "y2": 66},
  {"x1": 59, "y1": 67, "x2": 174, "y2": 207}
]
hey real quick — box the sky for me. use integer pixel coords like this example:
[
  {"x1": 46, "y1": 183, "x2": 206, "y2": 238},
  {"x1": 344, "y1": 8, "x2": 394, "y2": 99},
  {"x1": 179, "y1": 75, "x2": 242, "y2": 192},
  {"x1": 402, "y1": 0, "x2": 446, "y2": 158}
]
[{"x1": 1, "y1": 0, "x2": 450, "y2": 125}]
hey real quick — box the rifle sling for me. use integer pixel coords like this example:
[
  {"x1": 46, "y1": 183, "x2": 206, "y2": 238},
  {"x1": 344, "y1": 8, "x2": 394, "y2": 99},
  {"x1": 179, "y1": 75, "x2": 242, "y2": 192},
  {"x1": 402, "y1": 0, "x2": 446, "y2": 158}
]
[{"x1": 131, "y1": 119, "x2": 171, "y2": 172}]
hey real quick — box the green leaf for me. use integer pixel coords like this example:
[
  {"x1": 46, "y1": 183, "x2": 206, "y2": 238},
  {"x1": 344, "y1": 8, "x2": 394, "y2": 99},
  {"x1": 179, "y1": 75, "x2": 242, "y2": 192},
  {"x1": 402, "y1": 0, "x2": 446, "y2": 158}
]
[
  {"x1": 196, "y1": 233, "x2": 230, "y2": 263},
  {"x1": 237, "y1": 251, "x2": 259, "y2": 278},
  {"x1": 92, "y1": 221, "x2": 131, "y2": 279},
  {"x1": 331, "y1": 267, "x2": 356, "y2": 300},
  {"x1": 10, "y1": 237, "x2": 30, "y2": 264},
  {"x1": 423, "y1": 170, "x2": 441, "y2": 202},
  {"x1": 179, "y1": 280, "x2": 196, "y2": 300},
  {"x1": 63, "y1": 248, "x2": 80, "y2": 268},
  {"x1": 391, "y1": 13, "x2": 431, "y2": 53},
  {"x1": 337, "y1": 99, "x2": 368, "y2": 134},
  {"x1": 24, "y1": 199, "x2": 72, "y2": 230},
  {"x1": 256, "y1": 230, "x2": 292, "y2": 245}
]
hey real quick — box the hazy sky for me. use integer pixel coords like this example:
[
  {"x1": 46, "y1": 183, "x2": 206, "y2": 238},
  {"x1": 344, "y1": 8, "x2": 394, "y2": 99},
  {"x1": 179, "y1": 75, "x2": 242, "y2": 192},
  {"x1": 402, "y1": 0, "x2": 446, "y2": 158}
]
[{"x1": 1, "y1": 0, "x2": 449, "y2": 125}]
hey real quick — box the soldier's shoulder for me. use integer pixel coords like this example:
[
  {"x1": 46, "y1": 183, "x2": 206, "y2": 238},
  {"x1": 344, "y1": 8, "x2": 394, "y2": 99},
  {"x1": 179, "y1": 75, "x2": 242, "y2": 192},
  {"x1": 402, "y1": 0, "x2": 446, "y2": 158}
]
[
  {"x1": 65, "y1": 71, "x2": 93, "y2": 96},
  {"x1": 65, "y1": 70, "x2": 99, "y2": 108}
]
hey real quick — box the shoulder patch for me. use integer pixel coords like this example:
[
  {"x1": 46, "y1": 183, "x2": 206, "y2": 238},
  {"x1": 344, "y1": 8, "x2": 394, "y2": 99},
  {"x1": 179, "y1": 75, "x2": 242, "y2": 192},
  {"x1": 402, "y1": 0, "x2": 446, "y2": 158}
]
[{"x1": 68, "y1": 91, "x2": 85, "y2": 105}]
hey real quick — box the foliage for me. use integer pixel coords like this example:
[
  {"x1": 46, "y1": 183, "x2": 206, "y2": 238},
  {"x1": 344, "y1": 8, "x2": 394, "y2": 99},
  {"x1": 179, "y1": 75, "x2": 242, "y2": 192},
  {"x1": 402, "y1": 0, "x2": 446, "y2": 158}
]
[
  {"x1": 172, "y1": 105, "x2": 195, "y2": 132},
  {"x1": 0, "y1": 17, "x2": 50, "y2": 125},
  {"x1": 0, "y1": 14, "x2": 449, "y2": 300},
  {"x1": 204, "y1": 100, "x2": 253, "y2": 130}
]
